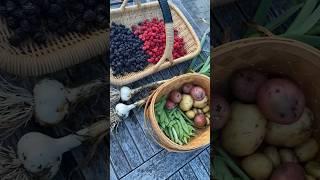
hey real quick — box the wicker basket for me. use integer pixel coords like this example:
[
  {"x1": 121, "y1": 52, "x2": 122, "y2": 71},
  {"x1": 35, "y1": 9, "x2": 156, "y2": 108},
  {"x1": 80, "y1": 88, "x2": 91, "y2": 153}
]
[
  {"x1": 0, "y1": 17, "x2": 108, "y2": 76},
  {"x1": 213, "y1": 37, "x2": 320, "y2": 154},
  {"x1": 110, "y1": 0, "x2": 201, "y2": 86},
  {"x1": 144, "y1": 73, "x2": 210, "y2": 152}
]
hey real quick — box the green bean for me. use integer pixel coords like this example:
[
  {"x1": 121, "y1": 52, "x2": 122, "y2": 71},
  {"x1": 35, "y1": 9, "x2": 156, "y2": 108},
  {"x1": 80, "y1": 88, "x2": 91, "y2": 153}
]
[
  {"x1": 172, "y1": 127, "x2": 179, "y2": 143},
  {"x1": 168, "y1": 127, "x2": 174, "y2": 141},
  {"x1": 168, "y1": 120, "x2": 176, "y2": 128},
  {"x1": 175, "y1": 122, "x2": 183, "y2": 140}
]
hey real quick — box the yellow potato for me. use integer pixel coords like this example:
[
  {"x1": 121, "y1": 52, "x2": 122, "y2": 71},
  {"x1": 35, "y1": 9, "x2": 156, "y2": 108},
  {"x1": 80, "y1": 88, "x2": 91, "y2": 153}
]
[
  {"x1": 179, "y1": 95, "x2": 193, "y2": 111},
  {"x1": 241, "y1": 153, "x2": 273, "y2": 180},
  {"x1": 222, "y1": 102, "x2": 267, "y2": 156},
  {"x1": 295, "y1": 138, "x2": 319, "y2": 162}
]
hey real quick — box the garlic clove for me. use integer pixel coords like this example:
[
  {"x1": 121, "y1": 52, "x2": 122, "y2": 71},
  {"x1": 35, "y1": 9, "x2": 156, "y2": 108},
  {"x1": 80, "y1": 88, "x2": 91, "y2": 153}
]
[
  {"x1": 17, "y1": 132, "x2": 62, "y2": 175},
  {"x1": 120, "y1": 86, "x2": 132, "y2": 101},
  {"x1": 33, "y1": 79, "x2": 69, "y2": 126}
]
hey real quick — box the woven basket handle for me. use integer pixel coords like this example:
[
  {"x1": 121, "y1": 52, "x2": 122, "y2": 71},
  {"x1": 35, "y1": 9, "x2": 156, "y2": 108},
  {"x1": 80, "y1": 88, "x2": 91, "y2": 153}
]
[{"x1": 120, "y1": 0, "x2": 174, "y2": 73}]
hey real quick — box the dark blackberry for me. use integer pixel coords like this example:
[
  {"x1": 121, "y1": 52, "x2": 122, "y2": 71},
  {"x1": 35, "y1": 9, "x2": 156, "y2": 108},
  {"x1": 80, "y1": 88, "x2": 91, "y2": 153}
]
[
  {"x1": 75, "y1": 21, "x2": 87, "y2": 33},
  {"x1": 6, "y1": 16, "x2": 19, "y2": 29},
  {"x1": 83, "y1": 10, "x2": 96, "y2": 23},
  {"x1": 11, "y1": 9, "x2": 24, "y2": 19},
  {"x1": 84, "y1": 0, "x2": 96, "y2": 7},
  {"x1": 47, "y1": 4, "x2": 63, "y2": 18},
  {"x1": 20, "y1": 19, "x2": 32, "y2": 33},
  {"x1": 95, "y1": 4, "x2": 107, "y2": 15},
  {"x1": 8, "y1": 34, "x2": 23, "y2": 46},
  {"x1": 33, "y1": 32, "x2": 47, "y2": 44},
  {"x1": 71, "y1": 3, "x2": 84, "y2": 13},
  {"x1": 22, "y1": 2, "x2": 38, "y2": 15},
  {"x1": 0, "y1": 5, "x2": 7, "y2": 16},
  {"x1": 6, "y1": 1, "x2": 16, "y2": 12}
]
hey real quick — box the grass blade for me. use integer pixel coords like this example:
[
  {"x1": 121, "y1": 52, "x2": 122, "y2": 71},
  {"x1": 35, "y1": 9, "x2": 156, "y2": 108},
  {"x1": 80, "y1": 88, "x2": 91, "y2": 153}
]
[
  {"x1": 308, "y1": 22, "x2": 320, "y2": 35},
  {"x1": 244, "y1": 0, "x2": 272, "y2": 37},
  {"x1": 281, "y1": 34, "x2": 320, "y2": 48},
  {"x1": 286, "y1": 0, "x2": 318, "y2": 33},
  {"x1": 294, "y1": 4, "x2": 320, "y2": 34},
  {"x1": 265, "y1": 3, "x2": 304, "y2": 31}
]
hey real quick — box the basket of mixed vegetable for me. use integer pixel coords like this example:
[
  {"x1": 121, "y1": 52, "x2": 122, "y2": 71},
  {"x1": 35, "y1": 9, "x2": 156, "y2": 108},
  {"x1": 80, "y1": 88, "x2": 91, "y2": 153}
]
[
  {"x1": 213, "y1": 37, "x2": 320, "y2": 180},
  {"x1": 144, "y1": 73, "x2": 210, "y2": 152}
]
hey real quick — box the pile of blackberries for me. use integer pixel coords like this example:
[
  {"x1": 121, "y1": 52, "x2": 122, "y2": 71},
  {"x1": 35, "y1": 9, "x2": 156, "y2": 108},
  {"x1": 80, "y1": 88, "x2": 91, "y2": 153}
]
[
  {"x1": 0, "y1": 0, "x2": 108, "y2": 46},
  {"x1": 110, "y1": 22, "x2": 149, "y2": 75}
]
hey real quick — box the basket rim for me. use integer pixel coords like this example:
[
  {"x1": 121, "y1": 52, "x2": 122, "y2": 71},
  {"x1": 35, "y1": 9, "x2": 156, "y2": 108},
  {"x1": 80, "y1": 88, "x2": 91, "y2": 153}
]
[
  {"x1": 147, "y1": 73, "x2": 210, "y2": 151},
  {"x1": 213, "y1": 37, "x2": 320, "y2": 60},
  {"x1": 109, "y1": 1, "x2": 201, "y2": 86},
  {"x1": 0, "y1": 25, "x2": 108, "y2": 76}
]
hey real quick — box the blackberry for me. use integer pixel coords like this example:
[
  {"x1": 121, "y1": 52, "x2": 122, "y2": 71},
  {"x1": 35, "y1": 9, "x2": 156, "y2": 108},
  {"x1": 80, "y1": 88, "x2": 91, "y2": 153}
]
[
  {"x1": 75, "y1": 21, "x2": 87, "y2": 33},
  {"x1": 6, "y1": 1, "x2": 16, "y2": 12},
  {"x1": 110, "y1": 23, "x2": 149, "y2": 75},
  {"x1": 22, "y1": 2, "x2": 38, "y2": 15},
  {"x1": 0, "y1": 5, "x2": 7, "y2": 16},
  {"x1": 20, "y1": 19, "x2": 32, "y2": 33},
  {"x1": 33, "y1": 32, "x2": 47, "y2": 44},
  {"x1": 83, "y1": 10, "x2": 96, "y2": 23},
  {"x1": 6, "y1": 16, "x2": 19, "y2": 29},
  {"x1": 47, "y1": 4, "x2": 63, "y2": 18}
]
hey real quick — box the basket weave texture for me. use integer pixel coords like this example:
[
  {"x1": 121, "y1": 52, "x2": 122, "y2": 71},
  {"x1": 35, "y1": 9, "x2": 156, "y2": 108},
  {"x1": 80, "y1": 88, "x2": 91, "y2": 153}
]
[
  {"x1": 213, "y1": 37, "x2": 320, "y2": 147},
  {"x1": 110, "y1": 1, "x2": 201, "y2": 86},
  {"x1": 0, "y1": 17, "x2": 108, "y2": 76},
  {"x1": 144, "y1": 73, "x2": 210, "y2": 152}
]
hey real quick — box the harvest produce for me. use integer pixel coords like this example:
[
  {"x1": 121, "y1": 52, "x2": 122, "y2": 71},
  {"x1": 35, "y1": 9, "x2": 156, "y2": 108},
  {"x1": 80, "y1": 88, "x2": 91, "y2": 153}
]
[
  {"x1": 257, "y1": 78, "x2": 305, "y2": 124},
  {"x1": 212, "y1": 95, "x2": 230, "y2": 129},
  {"x1": 0, "y1": 0, "x2": 107, "y2": 46},
  {"x1": 241, "y1": 153, "x2": 273, "y2": 179},
  {"x1": 265, "y1": 108, "x2": 313, "y2": 147},
  {"x1": 270, "y1": 163, "x2": 305, "y2": 180},
  {"x1": 263, "y1": 146, "x2": 281, "y2": 168},
  {"x1": 110, "y1": 22, "x2": 149, "y2": 75},
  {"x1": 132, "y1": 18, "x2": 187, "y2": 64},
  {"x1": 215, "y1": 68, "x2": 320, "y2": 179},
  {"x1": 154, "y1": 83, "x2": 209, "y2": 145},
  {"x1": 231, "y1": 69, "x2": 267, "y2": 103},
  {"x1": 222, "y1": 102, "x2": 267, "y2": 156},
  {"x1": 0, "y1": 77, "x2": 104, "y2": 139},
  {"x1": 0, "y1": 120, "x2": 107, "y2": 179}
]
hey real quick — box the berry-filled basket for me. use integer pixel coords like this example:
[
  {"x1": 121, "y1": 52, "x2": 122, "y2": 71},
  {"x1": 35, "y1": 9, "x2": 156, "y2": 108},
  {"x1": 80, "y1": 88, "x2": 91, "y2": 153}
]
[
  {"x1": 110, "y1": 0, "x2": 201, "y2": 86},
  {"x1": 0, "y1": 2, "x2": 108, "y2": 76}
]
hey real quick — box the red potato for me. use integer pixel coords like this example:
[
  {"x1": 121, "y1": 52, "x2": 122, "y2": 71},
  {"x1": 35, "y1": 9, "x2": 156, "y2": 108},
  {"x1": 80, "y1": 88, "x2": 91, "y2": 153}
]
[
  {"x1": 182, "y1": 83, "x2": 194, "y2": 94},
  {"x1": 231, "y1": 69, "x2": 267, "y2": 103},
  {"x1": 194, "y1": 113, "x2": 206, "y2": 128},
  {"x1": 257, "y1": 78, "x2": 305, "y2": 124},
  {"x1": 190, "y1": 86, "x2": 206, "y2": 101},
  {"x1": 165, "y1": 100, "x2": 176, "y2": 110},
  {"x1": 169, "y1": 90, "x2": 182, "y2": 103},
  {"x1": 270, "y1": 163, "x2": 305, "y2": 180},
  {"x1": 213, "y1": 95, "x2": 230, "y2": 129}
]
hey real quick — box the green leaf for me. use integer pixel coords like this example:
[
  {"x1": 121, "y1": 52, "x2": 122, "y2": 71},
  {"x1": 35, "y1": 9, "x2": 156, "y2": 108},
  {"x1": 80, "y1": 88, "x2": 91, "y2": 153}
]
[
  {"x1": 286, "y1": 0, "x2": 319, "y2": 34},
  {"x1": 307, "y1": 22, "x2": 320, "y2": 35},
  {"x1": 245, "y1": 0, "x2": 272, "y2": 37},
  {"x1": 281, "y1": 34, "x2": 320, "y2": 48},
  {"x1": 265, "y1": 3, "x2": 304, "y2": 31}
]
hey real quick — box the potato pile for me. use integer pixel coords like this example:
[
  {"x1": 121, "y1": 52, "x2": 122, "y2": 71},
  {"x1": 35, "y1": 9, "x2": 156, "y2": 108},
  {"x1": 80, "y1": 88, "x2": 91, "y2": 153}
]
[
  {"x1": 167, "y1": 83, "x2": 210, "y2": 128},
  {"x1": 215, "y1": 68, "x2": 320, "y2": 180}
]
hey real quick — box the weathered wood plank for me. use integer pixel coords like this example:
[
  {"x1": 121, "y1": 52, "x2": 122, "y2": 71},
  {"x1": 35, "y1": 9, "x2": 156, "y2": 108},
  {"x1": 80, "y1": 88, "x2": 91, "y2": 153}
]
[
  {"x1": 167, "y1": 172, "x2": 184, "y2": 180},
  {"x1": 123, "y1": 114, "x2": 155, "y2": 161},
  {"x1": 179, "y1": 164, "x2": 198, "y2": 180},
  {"x1": 110, "y1": 133, "x2": 131, "y2": 178},
  {"x1": 114, "y1": 122, "x2": 144, "y2": 169},
  {"x1": 189, "y1": 157, "x2": 210, "y2": 180},
  {"x1": 111, "y1": 163, "x2": 118, "y2": 180},
  {"x1": 198, "y1": 149, "x2": 210, "y2": 174},
  {"x1": 121, "y1": 149, "x2": 206, "y2": 180}
]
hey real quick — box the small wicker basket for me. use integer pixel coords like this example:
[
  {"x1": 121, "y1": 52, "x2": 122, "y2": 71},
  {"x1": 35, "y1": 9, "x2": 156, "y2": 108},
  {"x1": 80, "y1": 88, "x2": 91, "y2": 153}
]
[
  {"x1": 144, "y1": 73, "x2": 210, "y2": 152},
  {"x1": 0, "y1": 17, "x2": 108, "y2": 76},
  {"x1": 110, "y1": 0, "x2": 201, "y2": 86},
  {"x1": 213, "y1": 37, "x2": 320, "y2": 155}
]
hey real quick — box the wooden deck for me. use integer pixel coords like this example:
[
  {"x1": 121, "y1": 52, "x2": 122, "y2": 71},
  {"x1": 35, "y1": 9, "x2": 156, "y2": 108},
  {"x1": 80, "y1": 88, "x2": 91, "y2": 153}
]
[{"x1": 110, "y1": 0, "x2": 210, "y2": 180}]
